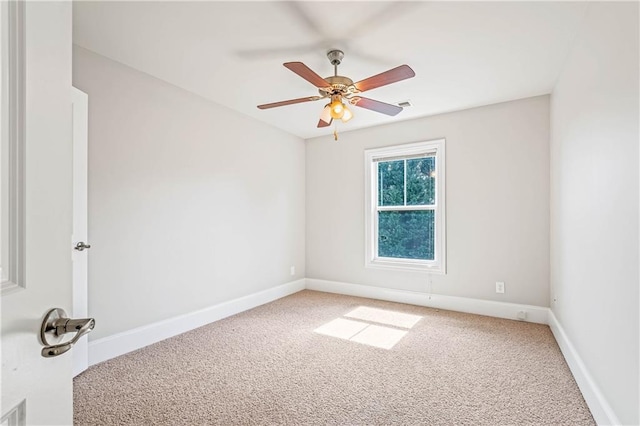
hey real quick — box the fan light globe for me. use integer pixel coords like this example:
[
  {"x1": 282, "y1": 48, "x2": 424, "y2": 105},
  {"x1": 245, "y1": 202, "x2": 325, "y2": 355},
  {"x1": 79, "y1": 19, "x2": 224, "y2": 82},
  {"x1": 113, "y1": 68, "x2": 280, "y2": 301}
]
[
  {"x1": 320, "y1": 105, "x2": 332, "y2": 123},
  {"x1": 341, "y1": 106, "x2": 353, "y2": 122},
  {"x1": 330, "y1": 99, "x2": 345, "y2": 119}
]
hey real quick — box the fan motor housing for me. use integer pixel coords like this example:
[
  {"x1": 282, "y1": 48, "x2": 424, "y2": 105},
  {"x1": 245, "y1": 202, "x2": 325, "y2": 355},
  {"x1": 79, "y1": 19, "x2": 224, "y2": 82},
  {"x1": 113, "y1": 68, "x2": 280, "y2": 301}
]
[{"x1": 319, "y1": 75, "x2": 355, "y2": 96}]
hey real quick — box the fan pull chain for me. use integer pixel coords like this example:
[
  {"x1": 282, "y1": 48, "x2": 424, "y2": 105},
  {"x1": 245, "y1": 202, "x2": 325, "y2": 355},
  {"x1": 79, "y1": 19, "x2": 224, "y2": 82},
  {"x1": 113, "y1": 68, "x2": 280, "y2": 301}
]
[{"x1": 333, "y1": 124, "x2": 338, "y2": 141}]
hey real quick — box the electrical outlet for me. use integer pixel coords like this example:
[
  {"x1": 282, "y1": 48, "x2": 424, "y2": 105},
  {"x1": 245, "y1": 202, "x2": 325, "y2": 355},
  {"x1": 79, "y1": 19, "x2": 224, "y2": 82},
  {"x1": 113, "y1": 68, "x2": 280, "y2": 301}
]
[
  {"x1": 517, "y1": 311, "x2": 527, "y2": 320},
  {"x1": 290, "y1": 266, "x2": 295, "y2": 276},
  {"x1": 496, "y1": 281, "x2": 505, "y2": 294}
]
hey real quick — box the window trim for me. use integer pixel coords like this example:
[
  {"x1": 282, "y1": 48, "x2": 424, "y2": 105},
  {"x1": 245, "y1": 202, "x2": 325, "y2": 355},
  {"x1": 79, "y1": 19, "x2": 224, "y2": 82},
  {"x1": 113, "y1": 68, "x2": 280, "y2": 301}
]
[{"x1": 364, "y1": 139, "x2": 446, "y2": 274}]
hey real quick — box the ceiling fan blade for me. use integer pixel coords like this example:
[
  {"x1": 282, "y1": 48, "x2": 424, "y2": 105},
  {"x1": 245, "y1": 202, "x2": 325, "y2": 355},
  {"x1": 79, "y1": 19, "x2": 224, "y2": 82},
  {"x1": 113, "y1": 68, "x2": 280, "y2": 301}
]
[
  {"x1": 317, "y1": 104, "x2": 332, "y2": 127},
  {"x1": 353, "y1": 97, "x2": 403, "y2": 116},
  {"x1": 354, "y1": 65, "x2": 415, "y2": 93},
  {"x1": 236, "y1": 41, "x2": 327, "y2": 60},
  {"x1": 346, "y1": 3, "x2": 420, "y2": 40},
  {"x1": 317, "y1": 118, "x2": 332, "y2": 128},
  {"x1": 285, "y1": 2, "x2": 324, "y2": 38},
  {"x1": 257, "y1": 96, "x2": 321, "y2": 110},
  {"x1": 284, "y1": 62, "x2": 331, "y2": 89}
]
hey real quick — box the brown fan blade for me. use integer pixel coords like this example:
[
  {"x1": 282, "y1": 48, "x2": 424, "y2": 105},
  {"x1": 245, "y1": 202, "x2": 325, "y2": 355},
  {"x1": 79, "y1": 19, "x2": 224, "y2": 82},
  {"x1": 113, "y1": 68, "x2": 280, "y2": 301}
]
[
  {"x1": 284, "y1": 62, "x2": 331, "y2": 89},
  {"x1": 317, "y1": 118, "x2": 332, "y2": 128},
  {"x1": 285, "y1": 2, "x2": 324, "y2": 38},
  {"x1": 354, "y1": 65, "x2": 415, "y2": 93},
  {"x1": 257, "y1": 96, "x2": 321, "y2": 110},
  {"x1": 353, "y1": 97, "x2": 403, "y2": 116}
]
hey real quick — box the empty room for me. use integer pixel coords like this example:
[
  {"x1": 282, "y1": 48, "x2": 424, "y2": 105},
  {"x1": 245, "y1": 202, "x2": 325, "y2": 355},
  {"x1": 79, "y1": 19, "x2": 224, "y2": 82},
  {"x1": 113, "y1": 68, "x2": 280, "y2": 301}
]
[{"x1": 1, "y1": 1, "x2": 638, "y2": 425}]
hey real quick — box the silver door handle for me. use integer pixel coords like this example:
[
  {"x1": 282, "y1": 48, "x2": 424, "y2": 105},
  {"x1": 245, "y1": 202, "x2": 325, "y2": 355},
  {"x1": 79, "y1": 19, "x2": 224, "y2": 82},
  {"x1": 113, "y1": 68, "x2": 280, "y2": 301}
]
[
  {"x1": 40, "y1": 308, "x2": 95, "y2": 358},
  {"x1": 75, "y1": 242, "x2": 91, "y2": 251}
]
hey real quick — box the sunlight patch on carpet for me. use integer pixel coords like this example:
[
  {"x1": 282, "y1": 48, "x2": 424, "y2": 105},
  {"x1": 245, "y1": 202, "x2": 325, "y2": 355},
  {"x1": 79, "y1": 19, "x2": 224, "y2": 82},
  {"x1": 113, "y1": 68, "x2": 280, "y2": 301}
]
[
  {"x1": 349, "y1": 324, "x2": 408, "y2": 349},
  {"x1": 314, "y1": 306, "x2": 420, "y2": 349},
  {"x1": 314, "y1": 318, "x2": 369, "y2": 340},
  {"x1": 344, "y1": 306, "x2": 422, "y2": 329}
]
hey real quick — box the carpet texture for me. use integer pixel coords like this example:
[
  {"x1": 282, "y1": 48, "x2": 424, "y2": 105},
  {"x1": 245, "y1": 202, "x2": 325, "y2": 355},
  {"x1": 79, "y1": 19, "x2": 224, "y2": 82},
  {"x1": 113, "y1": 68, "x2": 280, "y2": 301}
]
[{"x1": 74, "y1": 290, "x2": 594, "y2": 425}]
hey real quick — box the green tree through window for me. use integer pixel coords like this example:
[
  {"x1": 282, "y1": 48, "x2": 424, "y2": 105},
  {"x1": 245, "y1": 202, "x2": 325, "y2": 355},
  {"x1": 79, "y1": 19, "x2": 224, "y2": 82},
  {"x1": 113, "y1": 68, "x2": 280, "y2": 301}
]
[{"x1": 377, "y1": 157, "x2": 436, "y2": 260}]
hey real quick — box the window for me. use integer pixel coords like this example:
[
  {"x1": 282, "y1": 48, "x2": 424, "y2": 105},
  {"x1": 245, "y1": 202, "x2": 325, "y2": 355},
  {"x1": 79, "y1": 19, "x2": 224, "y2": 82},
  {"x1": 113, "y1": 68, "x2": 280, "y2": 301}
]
[{"x1": 364, "y1": 139, "x2": 446, "y2": 273}]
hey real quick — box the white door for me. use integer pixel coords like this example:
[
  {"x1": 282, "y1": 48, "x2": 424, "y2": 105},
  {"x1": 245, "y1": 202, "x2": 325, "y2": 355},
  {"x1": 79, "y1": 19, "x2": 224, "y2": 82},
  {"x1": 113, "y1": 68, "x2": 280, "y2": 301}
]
[
  {"x1": 1, "y1": 2, "x2": 76, "y2": 425},
  {"x1": 72, "y1": 87, "x2": 90, "y2": 377}
]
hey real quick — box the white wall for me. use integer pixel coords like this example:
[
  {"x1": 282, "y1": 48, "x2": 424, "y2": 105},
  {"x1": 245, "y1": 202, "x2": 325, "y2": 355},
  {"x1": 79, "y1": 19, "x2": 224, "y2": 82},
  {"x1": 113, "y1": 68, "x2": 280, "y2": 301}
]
[
  {"x1": 73, "y1": 47, "x2": 306, "y2": 340},
  {"x1": 306, "y1": 96, "x2": 550, "y2": 307},
  {"x1": 550, "y1": 3, "x2": 639, "y2": 425}
]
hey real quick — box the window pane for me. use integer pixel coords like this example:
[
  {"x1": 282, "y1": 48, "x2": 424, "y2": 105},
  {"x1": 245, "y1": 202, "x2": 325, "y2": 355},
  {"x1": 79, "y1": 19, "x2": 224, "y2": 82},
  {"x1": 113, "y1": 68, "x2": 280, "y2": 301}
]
[
  {"x1": 378, "y1": 160, "x2": 404, "y2": 206},
  {"x1": 406, "y1": 157, "x2": 435, "y2": 206},
  {"x1": 378, "y1": 210, "x2": 435, "y2": 260}
]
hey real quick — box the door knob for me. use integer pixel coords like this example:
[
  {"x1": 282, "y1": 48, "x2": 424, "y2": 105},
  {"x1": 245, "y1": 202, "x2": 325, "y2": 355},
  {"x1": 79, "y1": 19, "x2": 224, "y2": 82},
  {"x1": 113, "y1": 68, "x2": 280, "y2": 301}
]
[
  {"x1": 74, "y1": 242, "x2": 91, "y2": 251},
  {"x1": 40, "y1": 308, "x2": 95, "y2": 358}
]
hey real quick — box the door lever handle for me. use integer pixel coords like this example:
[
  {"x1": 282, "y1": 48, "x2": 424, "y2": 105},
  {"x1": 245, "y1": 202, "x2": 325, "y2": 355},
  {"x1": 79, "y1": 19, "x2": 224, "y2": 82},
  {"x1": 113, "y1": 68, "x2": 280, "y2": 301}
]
[
  {"x1": 75, "y1": 242, "x2": 91, "y2": 251},
  {"x1": 40, "y1": 308, "x2": 95, "y2": 358}
]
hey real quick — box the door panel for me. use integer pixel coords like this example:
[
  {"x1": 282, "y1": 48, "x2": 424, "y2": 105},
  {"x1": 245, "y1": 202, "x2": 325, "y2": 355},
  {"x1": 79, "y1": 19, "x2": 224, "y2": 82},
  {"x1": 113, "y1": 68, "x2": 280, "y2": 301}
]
[{"x1": 1, "y1": 2, "x2": 74, "y2": 425}]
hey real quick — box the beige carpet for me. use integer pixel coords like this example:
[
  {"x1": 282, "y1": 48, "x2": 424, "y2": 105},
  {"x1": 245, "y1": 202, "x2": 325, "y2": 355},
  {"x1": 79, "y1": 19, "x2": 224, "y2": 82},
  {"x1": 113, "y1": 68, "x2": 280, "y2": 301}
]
[{"x1": 74, "y1": 290, "x2": 594, "y2": 425}]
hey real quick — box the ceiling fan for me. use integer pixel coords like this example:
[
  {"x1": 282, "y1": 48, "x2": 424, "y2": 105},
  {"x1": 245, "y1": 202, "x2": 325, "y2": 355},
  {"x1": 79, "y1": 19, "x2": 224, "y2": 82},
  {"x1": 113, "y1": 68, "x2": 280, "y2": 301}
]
[{"x1": 257, "y1": 50, "x2": 415, "y2": 129}]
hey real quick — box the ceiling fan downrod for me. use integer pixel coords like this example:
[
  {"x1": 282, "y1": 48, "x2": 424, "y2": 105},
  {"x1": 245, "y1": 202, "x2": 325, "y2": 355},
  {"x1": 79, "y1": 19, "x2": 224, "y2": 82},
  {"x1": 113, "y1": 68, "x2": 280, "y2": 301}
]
[{"x1": 327, "y1": 49, "x2": 344, "y2": 77}]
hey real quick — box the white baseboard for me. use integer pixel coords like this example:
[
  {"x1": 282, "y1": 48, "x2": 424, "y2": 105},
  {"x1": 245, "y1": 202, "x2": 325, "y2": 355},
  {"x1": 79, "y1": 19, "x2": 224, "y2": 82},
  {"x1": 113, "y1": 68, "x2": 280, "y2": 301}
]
[
  {"x1": 88, "y1": 276, "x2": 616, "y2": 425},
  {"x1": 305, "y1": 278, "x2": 549, "y2": 324},
  {"x1": 547, "y1": 310, "x2": 620, "y2": 426},
  {"x1": 90, "y1": 277, "x2": 548, "y2": 367},
  {"x1": 306, "y1": 279, "x2": 620, "y2": 423},
  {"x1": 88, "y1": 279, "x2": 305, "y2": 366}
]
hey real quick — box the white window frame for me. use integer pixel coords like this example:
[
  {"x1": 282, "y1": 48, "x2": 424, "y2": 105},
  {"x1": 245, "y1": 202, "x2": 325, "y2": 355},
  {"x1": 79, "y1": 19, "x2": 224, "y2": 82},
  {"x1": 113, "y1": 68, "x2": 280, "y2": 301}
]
[{"x1": 364, "y1": 139, "x2": 446, "y2": 273}]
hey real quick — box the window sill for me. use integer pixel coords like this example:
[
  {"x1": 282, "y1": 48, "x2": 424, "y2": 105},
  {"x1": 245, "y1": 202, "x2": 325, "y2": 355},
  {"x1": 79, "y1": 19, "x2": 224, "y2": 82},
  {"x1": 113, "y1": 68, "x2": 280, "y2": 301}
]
[{"x1": 365, "y1": 258, "x2": 445, "y2": 274}]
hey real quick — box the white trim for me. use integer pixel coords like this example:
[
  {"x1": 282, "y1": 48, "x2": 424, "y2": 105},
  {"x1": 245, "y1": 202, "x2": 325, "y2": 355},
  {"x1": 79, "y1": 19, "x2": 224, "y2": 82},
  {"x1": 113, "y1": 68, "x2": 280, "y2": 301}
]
[
  {"x1": 305, "y1": 278, "x2": 549, "y2": 324},
  {"x1": 0, "y1": 0, "x2": 25, "y2": 295},
  {"x1": 89, "y1": 278, "x2": 549, "y2": 367},
  {"x1": 71, "y1": 87, "x2": 89, "y2": 377},
  {"x1": 377, "y1": 205, "x2": 435, "y2": 212},
  {"x1": 364, "y1": 139, "x2": 446, "y2": 274},
  {"x1": 0, "y1": 399, "x2": 26, "y2": 426},
  {"x1": 547, "y1": 310, "x2": 620, "y2": 426},
  {"x1": 88, "y1": 279, "x2": 306, "y2": 366},
  {"x1": 88, "y1": 276, "x2": 615, "y2": 425}
]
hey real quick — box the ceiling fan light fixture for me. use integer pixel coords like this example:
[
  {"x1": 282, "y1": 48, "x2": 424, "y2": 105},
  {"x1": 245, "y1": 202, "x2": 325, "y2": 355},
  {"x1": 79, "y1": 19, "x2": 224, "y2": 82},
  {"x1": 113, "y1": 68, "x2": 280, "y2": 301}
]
[
  {"x1": 257, "y1": 51, "x2": 415, "y2": 131},
  {"x1": 329, "y1": 97, "x2": 345, "y2": 119},
  {"x1": 341, "y1": 105, "x2": 353, "y2": 122}
]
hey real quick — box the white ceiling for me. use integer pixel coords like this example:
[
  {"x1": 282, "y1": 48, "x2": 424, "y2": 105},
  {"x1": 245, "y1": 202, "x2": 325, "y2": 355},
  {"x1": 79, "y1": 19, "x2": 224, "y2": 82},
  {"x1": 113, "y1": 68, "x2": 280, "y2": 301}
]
[{"x1": 73, "y1": 1, "x2": 588, "y2": 139}]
